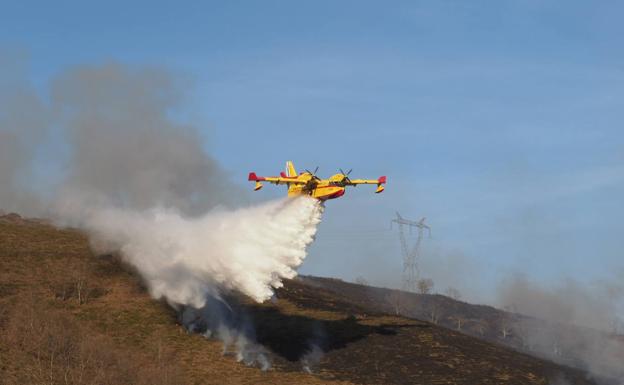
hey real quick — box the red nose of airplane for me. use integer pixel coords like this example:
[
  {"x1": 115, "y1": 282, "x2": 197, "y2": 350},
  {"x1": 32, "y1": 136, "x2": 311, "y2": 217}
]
[{"x1": 327, "y1": 188, "x2": 345, "y2": 199}]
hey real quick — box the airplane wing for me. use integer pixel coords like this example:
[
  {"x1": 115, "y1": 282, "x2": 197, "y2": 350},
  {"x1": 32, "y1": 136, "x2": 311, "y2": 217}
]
[
  {"x1": 346, "y1": 176, "x2": 387, "y2": 185},
  {"x1": 248, "y1": 172, "x2": 307, "y2": 189},
  {"x1": 343, "y1": 176, "x2": 387, "y2": 193}
]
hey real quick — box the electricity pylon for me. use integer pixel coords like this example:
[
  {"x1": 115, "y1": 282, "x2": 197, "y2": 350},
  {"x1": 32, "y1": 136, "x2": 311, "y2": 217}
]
[{"x1": 391, "y1": 212, "x2": 431, "y2": 292}]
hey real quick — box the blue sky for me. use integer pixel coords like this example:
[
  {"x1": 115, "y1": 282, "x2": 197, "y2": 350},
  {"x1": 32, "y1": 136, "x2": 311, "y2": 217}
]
[{"x1": 3, "y1": 1, "x2": 623, "y2": 301}]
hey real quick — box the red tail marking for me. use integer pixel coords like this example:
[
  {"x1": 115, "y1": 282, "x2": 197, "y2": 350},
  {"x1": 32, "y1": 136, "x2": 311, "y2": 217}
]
[{"x1": 248, "y1": 172, "x2": 264, "y2": 181}]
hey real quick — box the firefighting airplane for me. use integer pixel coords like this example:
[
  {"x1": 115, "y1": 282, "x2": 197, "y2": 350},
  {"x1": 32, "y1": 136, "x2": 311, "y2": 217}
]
[{"x1": 248, "y1": 161, "x2": 387, "y2": 201}]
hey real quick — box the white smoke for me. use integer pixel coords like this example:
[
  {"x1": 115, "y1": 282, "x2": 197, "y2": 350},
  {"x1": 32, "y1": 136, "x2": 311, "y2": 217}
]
[
  {"x1": 55, "y1": 195, "x2": 323, "y2": 306},
  {"x1": 0, "y1": 57, "x2": 326, "y2": 306},
  {"x1": 498, "y1": 274, "x2": 624, "y2": 383},
  {"x1": 54, "y1": 193, "x2": 324, "y2": 371},
  {"x1": 1, "y1": 57, "x2": 327, "y2": 368},
  {"x1": 301, "y1": 344, "x2": 324, "y2": 374}
]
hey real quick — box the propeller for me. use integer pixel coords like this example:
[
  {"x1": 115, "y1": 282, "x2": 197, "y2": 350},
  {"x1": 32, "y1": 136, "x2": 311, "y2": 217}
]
[
  {"x1": 304, "y1": 166, "x2": 321, "y2": 181},
  {"x1": 339, "y1": 168, "x2": 353, "y2": 185}
]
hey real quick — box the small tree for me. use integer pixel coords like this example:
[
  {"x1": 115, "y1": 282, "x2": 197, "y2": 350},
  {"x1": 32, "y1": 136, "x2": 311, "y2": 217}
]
[
  {"x1": 450, "y1": 315, "x2": 465, "y2": 331},
  {"x1": 474, "y1": 320, "x2": 488, "y2": 337},
  {"x1": 552, "y1": 340, "x2": 562, "y2": 356},
  {"x1": 74, "y1": 263, "x2": 89, "y2": 305},
  {"x1": 444, "y1": 287, "x2": 461, "y2": 301},
  {"x1": 354, "y1": 276, "x2": 369, "y2": 286},
  {"x1": 427, "y1": 302, "x2": 442, "y2": 324},
  {"x1": 417, "y1": 278, "x2": 434, "y2": 295},
  {"x1": 501, "y1": 324, "x2": 512, "y2": 339},
  {"x1": 385, "y1": 291, "x2": 404, "y2": 316},
  {"x1": 499, "y1": 316, "x2": 513, "y2": 339}
]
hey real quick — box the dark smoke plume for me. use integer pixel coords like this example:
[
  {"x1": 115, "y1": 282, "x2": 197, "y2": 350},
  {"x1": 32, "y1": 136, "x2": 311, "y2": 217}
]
[{"x1": 51, "y1": 62, "x2": 239, "y2": 214}]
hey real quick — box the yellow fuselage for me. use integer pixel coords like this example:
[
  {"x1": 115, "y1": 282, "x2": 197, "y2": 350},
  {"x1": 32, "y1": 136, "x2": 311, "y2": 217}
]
[{"x1": 287, "y1": 174, "x2": 346, "y2": 200}]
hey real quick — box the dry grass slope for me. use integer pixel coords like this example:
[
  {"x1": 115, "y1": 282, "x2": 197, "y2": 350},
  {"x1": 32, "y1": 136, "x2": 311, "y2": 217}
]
[{"x1": 0, "y1": 215, "x2": 596, "y2": 384}]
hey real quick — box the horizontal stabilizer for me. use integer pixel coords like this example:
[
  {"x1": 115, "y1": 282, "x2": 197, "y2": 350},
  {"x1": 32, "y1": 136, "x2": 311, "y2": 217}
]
[{"x1": 248, "y1": 172, "x2": 263, "y2": 181}]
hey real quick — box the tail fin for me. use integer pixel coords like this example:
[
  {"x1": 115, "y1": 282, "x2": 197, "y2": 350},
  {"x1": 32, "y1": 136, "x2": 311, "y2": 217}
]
[{"x1": 285, "y1": 161, "x2": 297, "y2": 177}]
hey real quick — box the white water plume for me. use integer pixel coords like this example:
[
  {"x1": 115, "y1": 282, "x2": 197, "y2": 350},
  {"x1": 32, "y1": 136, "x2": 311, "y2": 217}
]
[
  {"x1": 58, "y1": 196, "x2": 323, "y2": 307},
  {"x1": 1, "y1": 58, "x2": 329, "y2": 368}
]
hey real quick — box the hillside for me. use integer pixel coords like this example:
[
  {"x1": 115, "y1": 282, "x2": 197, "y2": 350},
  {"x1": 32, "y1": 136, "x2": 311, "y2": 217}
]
[
  {"x1": 301, "y1": 275, "x2": 624, "y2": 382},
  {"x1": 0, "y1": 213, "x2": 596, "y2": 384}
]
